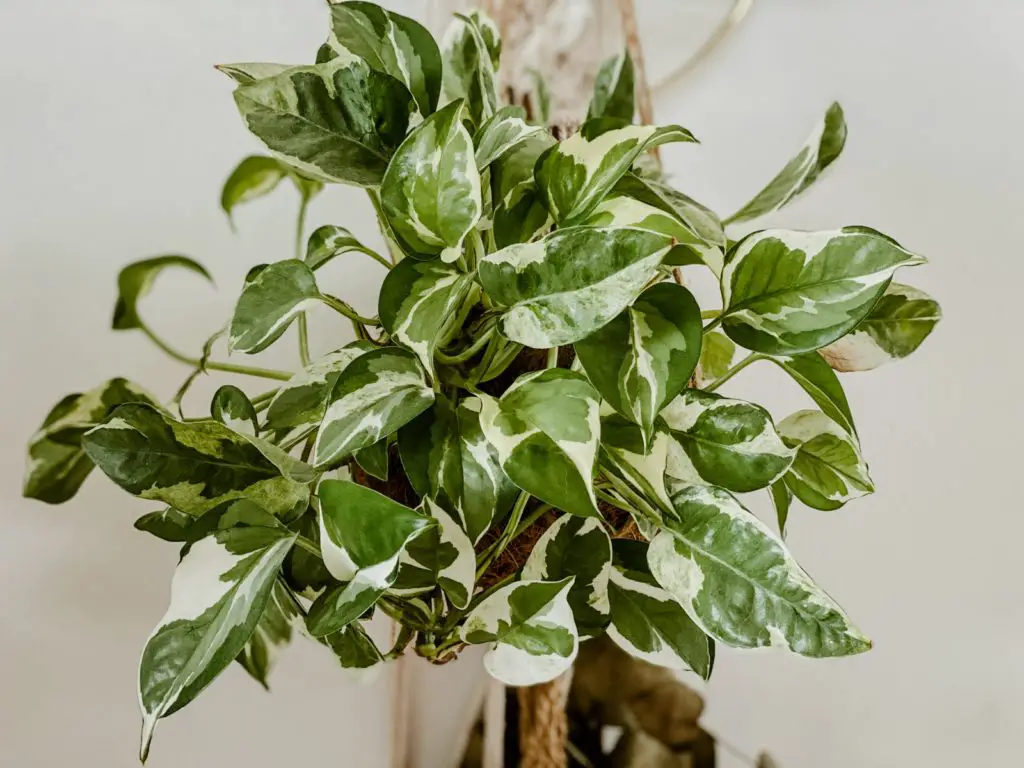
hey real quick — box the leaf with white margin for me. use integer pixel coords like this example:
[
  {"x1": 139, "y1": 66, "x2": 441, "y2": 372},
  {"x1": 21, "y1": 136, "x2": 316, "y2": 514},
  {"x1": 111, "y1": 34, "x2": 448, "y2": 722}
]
[
  {"x1": 82, "y1": 403, "x2": 309, "y2": 517},
  {"x1": 313, "y1": 347, "x2": 434, "y2": 468},
  {"x1": 535, "y1": 120, "x2": 697, "y2": 226},
  {"x1": 522, "y1": 515, "x2": 612, "y2": 638},
  {"x1": 614, "y1": 173, "x2": 727, "y2": 275},
  {"x1": 575, "y1": 282, "x2": 702, "y2": 444},
  {"x1": 726, "y1": 102, "x2": 847, "y2": 225},
  {"x1": 662, "y1": 389, "x2": 795, "y2": 493},
  {"x1": 461, "y1": 578, "x2": 579, "y2": 687},
  {"x1": 598, "y1": 410, "x2": 673, "y2": 520},
  {"x1": 215, "y1": 62, "x2": 291, "y2": 84},
  {"x1": 588, "y1": 50, "x2": 635, "y2": 122},
  {"x1": 778, "y1": 410, "x2": 873, "y2": 510},
  {"x1": 378, "y1": 258, "x2": 473, "y2": 376},
  {"x1": 306, "y1": 480, "x2": 431, "y2": 636},
  {"x1": 265, "y1": 342, "x2": 374, "y2": 431},
  {"x1": 236, "y1": 579, "x2": 302, "y2": 689},
  {"x1": 606, "y1": 539, "x2": 713, "y2": 678},
  {"x1": 441, "y1": 10, "x2": 500, "y2": 126},
  {"x1": 398, "y1": 396, "x2": 517, "y2": 543},
  {"x1": 648, "y1": 484, "x2": 870, "y2": 657},
  {"x1": 478, "y1": 226, "x2": 673, "y2": 348},
  {"x1": 229, "y1": 260, "x2": 320, "y2": 354},
  {"x1": 220, "y1": 156, "x2": 289, "y2": 224},
  {"x1": 474, "y1": 105, "x2": 544, "y2": 170},
  {"x1": 391, "y1": 499, "x2": 476, "y2": 609},
  {"x1": 819, "y1": 282, "x2": 941, "y2": 372},
  {"x1": 768, "y1": 352, "x2": 856, "y2": 435},
  {"x1": 476, "y1": 369, "x2": 601, "y2": 518},
  {"x1": 24, "y1": 378, "x2": 157, "y2": 504},
  {"x1": 232, "y1": 55, "x2": 414, "y2": 187},
  {"x1": 112, "y1": 256, "x2": 212, "y2": 331},
  {"x1": 327, "y1": 1, "x2": 442, "y2": 117},
  {"x1": 305, "y1": 225, "x2": 386, "y2": 271},
  {"x1": 211, "y1": 385, "x2": 258, "y2": 436},
  {"x1": 720, "y1": 227, "x2": 926, "y2": 355},
  {"x1": 697, "y1": 330, "x2": 736, "y2": 386},
  {"x1": 491, "y1": 131, "x2": 555, "y2": 249},
  {"x1": 381, "y1": 100, "x2": 482, "y2": 259},
  {"x1": 582, "y1": 195, "x2": 709, "y2": 255},
  {"x1": 138, "y1": 525, "x2": 297, "y2": 761},
  {"x1": 354, "y1": 437, "x2": 389, "y2": 481}
]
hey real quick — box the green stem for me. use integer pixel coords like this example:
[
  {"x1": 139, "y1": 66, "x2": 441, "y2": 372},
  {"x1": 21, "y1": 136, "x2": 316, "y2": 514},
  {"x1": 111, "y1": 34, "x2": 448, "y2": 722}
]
[
  {"x1": 367, "y1": 189, "x2": 401, "y2": 265},
  {"x1": 704, "y1": 352, "x2": 763, "y2": 392},
  {"x1": 476, "y1": 492, "x2": 530, "y2": 579},
  {"x1": 595, "y1": 488, "x2": 634, "y2": 514},
  {"x1": 318, "y1": 293, "x2": 379, "y2": 327},
  {"x1": 546, "y1": 346, "x2": 559, "y2": 368},
  {"x1": 140, "y1": 324, "x2": 292, "y2": 381},
  {"x1": 279, "y1": 425, "x2": 317, "y2": 452},
  {"x1": 294, "y1": 534, "x2": 322, "y2": 559},
  {"x1": 703, "y1": 315, "x2": 724, "y2": 333},
  {"x1": 296, "y1": 197, "x2": 312, "y2": 367},
  {"x1": 435, "y1": 325, "x2": 496, "y2": 365}
]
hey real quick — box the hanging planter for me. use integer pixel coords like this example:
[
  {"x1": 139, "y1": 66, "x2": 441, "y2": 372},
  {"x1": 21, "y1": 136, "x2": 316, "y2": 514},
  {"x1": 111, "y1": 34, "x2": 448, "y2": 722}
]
[{"x1": 22, "y1": 1, "x2": 941, "y2": 766}]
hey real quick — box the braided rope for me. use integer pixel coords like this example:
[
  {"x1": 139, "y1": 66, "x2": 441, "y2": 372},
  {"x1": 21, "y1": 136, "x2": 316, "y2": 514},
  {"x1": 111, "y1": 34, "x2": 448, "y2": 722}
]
[{"x1": 517, "y1": 670, "x2": 574, "y2": 768}]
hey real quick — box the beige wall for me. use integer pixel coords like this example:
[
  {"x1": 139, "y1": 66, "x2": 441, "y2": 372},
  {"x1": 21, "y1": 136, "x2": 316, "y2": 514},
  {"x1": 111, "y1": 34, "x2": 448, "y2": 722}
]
[{"x1": 1, "y1": 1, "x2": 1020, "y2": 766}]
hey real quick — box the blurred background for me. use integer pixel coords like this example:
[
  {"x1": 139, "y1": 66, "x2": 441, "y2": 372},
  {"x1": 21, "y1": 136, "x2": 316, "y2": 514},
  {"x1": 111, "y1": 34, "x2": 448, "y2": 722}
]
[{"x1": 1, "y1": 1, "x2": 1021, "y2": 766}]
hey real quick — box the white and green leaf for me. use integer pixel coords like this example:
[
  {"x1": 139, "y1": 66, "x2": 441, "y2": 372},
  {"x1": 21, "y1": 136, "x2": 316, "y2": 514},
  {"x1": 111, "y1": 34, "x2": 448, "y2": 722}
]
[
  {"x1": 768, "y1": 352, "x2": 856, "y2": 435},
  {"x1": 228, "y1": 260, "x2": 320, "y2": 354},
  {"x1": 441, "y1": 10, "x2": 500, "y2": 127},
  {"x1": 490, "y1": 131, "x2": 555, "y2": 249},
  {"x1": 587, "y1": 50, "x2": 635, "y2": 122},
  {"x1": 211, "y1": 385, "x2": 258, "y2": 436},
  {"x1": 697, "y1": 330, "x2": 736, "y2": 386},
  {"x1": 112, "y1": 256, "x2": 212, "y2": 331},
  {"x1": 305, "y1": 225, "x2": 385, "y2": 271},
  {"x1": 778, "y1": 410, "x2": 873, "y2": 510},
  {"x1": 220, "y1": 155, "x2": 289, "y2": 223},
  {"x1": 391, "y1": 498, "x2": 476, "y2": 609},
  {"x1": 236, "y1": 579, "x2": 303, "y2": 689},
  {"x1": 474, "y1": 105, "x2": 544, "y2": 170},
  {"x1": 215, "y1": 62, "x2": 292, "y2": 84},
  {"x1": 598, "y1": 410, "x2": 673, "y2": 519}
]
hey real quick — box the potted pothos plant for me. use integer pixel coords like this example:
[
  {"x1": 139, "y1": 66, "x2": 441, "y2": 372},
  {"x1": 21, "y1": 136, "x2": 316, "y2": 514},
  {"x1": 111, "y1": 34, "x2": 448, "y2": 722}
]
[{"x1": 23, "y1": 1, "x2": 941, "y2": 763}]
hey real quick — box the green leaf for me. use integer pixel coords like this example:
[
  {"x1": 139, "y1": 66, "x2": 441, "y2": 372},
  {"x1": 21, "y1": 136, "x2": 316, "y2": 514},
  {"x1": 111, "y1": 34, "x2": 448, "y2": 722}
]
[
  {"x1": 82, "y1": 403, "x2": 309, "y2": 517},
  {"x1": 220, "y1": 156, "x2": 289, "y2": 223},
  {"x1": 378, "y1": 258, "x2": 473, "y2": 376},
  {"x1": 327, "y1": 1, "x2": 442, "y2": 117},
  {"x1": 522, "y1": 515, "x2": 612, "y2": 638},
  {"x1": 576, "y1": 282, "x2": 702, "y2": 444},
  {"x1": 441, "y1": 10, "x2": 500, "y2": 126},
  {"x1": 236, "y1": 579, "x2": 302, "y2": 689},
  {"x1": 353, "y1": 437, "x2": 389, "y2": 481},
  {"x1": 398, "y1": 397, "x2": 517, "y2": 543},
  {"x1": 134, "y1": 507, "x2": 197, "y2": 543},
  {"x1": 391, "y1": 498, "x2": 476, "y2": 609},
  {"x1": 726, "y1": 102, "x2": 847, "y2": 225},
  {"x1": 211, "y1": 385, "x2": 258, "y2": 436},
  {"x1": 461, "y1": 578, "x2": 578, "y2": 686},
  {"x1": 265, "y1": 342, "x2": 374, "y2": 431},
  {"x1": 598, "y1": 411, "x2": 673, "y2": 520},
  {"x1": 769, "y1": 480, "x2": 792, "y2": 538},
  {"x1": 215, "y1": 62, "x2": 292, "y2": 84},
  {"x1": 588, "y1": 50, "x2": 635, "y2": 122},
  {"x1": 490, "y1": 131, "x2": 554, "y2": 248},
  {"x1": 313, "y1": 347, "x2": 434, "y2": 468},
  {"x1": 778, "y1": 410, "x2": 873, "y2": 510},
  {"x1": 479, "y1": 226, "x2": 673, "y2": 348},
  {"x1": 24, "y1": 379, "x2": 157, "y2": 504},
  {"x1": 698, "y1": 330, "x2": 736, "y2": 385},
  {"x1": 535, "y1": 121, "x2": 698, "y2": 226},
  {"x1": 281, "y1": 507, "x2": 335, "y2": 600},
  {"x1": 474, "y1": 105, "x2": 544, "y2": 170},
  {"x1": 606, "y1": 540, "x2": 713, "y2": 678},
  {"x1": 648, "y1": 484, "x2": 870, "y2": 657},
  {"x1": 138, "y1": 525, "x2": 296, "y2": 761},
  {"x1": 232, "y1": 55, "x2": 414, "y2": 187},
  {"x1": 112, "y1": 256, "x2": 212, "y2": 331},
  {"x1": 319, "y1": 621, "x2": 384, "y2": 673},
  {"x1": 721, "y1": 227, "x2": 926, "y2": 355},
  {"x1": 768, "y1": 352, "x2": 856, "y2": 435},
  {"x1": 819, "y1": 282, "x2": 941, "y2": 372},
  {"x1": 306, "y1": 480, "x2": 430, "y2": 636},
  {"x1": 475, "y1": 369, "x2": 601, "y2": 518},
  {"x1": 228, "y1": 260, "x2": 319, "y2": 354},
  {"x1": 662, "y1": 389, "x2": 795, "y2": 493},
  {"x1": 305, "y1": 225, "x2": 383, "y2": 270}
]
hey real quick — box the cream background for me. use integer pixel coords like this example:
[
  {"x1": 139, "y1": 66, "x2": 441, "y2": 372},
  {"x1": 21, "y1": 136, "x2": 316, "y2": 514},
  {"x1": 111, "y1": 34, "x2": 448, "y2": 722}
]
[{"x1": 0, "y1": 1, "x2": 1020, "y2": 767}]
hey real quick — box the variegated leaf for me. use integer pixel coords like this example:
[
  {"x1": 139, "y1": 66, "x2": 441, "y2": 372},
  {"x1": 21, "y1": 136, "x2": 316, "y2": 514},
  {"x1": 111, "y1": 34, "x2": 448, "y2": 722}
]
[
  {"x1": 112, "y1": 256, "x2": 212, "y2": 331},
  {"x1": 313, "y1": 347, "x2": 434, "y2": 468},
  {"x1": 229, "y1": 260, "x2": 320, "y2": 354},
  {"x1": 606, "y1": 539, "x2": 713, "y2": 677},
  {"x1": 491, "y1": 131, "x2": 555, "y2": 248},
  {"x1": 478, "y1": 227, "x2": 673, "y2": 348},
  {"x1": 582, "y1": 195, "x2": 708, "y2": 255},
  {"x1": 768, "y1": 352, "x2": 856, "y2": 435},
  {"x1": 649, "y1": 484, "x2": 870, "y2": 657},
  {"x1": 265, "y1": 342, "x2": 374, "y2": 431},
  {"x1": 215, "y1": 62, "x2": 291, "y2": 84},
  {"x1": 475, "y1": 369, "x2": 601, "y2": 518},
  {"x1": 535, "y1": 121, "x2": 697, "y2": 226},
  {"x1": 720, "y1": 227, "x2": 926, "y2": 355},
  {"x1": 391, "y1": 499, "x2": 476, "y2": 609},
  {"x1": 305, "y1": 225, "x2": 384, "y2": 271},
  {"x1": 778, "y1": 410, "x2": 873, "y2": 510},
  {"x1": 441, "y1": 10, "x2": 500, "y2": 127},
  {"x1": 697, "y1": 330, "x2": 736, "y2": 386},
  {"x1": 819, "y1": 282, "x2": 941, "y2": 372},
  {"x1": 588, "y1": 50, "x2": 635, "y2": 122},
  {"x1": 220, "y1": 156, "x2": 289, "y2": 223},
  {"x1": 281, "y1": 508, "x2": 335, "y2": 600},
  {"x1": 138, "y1": 525, "x2": 296, "y2": 761},
  {"x1": 306, "y1": 480, "x2": 431, "y2": 636},
  {"x1": 381, "y1": 100, "x2": 482, "y2": 259},
  {"x1": 576, "y1": 282, "x2": 702, "y2": 443},
  {"x1": 598, "y1": 410, "x2": 673, "y2": 519},
  {"x1": 320, "y1": 621, "x2": 384, "y2": 675},
  {"x1": 24, "y1": 378, "x2": 156, "y2": 504},
  {"x1": 232, "y1": 55, "x2": 414, "y2": 186},
  {"x1": 378, "y1": 258, "x2": 473, "y2": 376},
  {"x1": 726, "y1": 102, "x2": 847, "y2": 225},
  {"x1": 82, "y1": 403, "x2": 309, "y2": 517},
  {"x1": 134, "y1": 507, "x2": 197, "y2": 543},
  {"x1": 522, "y1": 515, "x2": 612, "y2": 638},
  {"x1": 461, "y1": 578, "x2": 579, "y2": 687},
  {"x1": 211, "y1": 385, "x2": 258, "y2": 436},
  {"x1": 475, "y1": 105, "x2": 544, "y2": 170},
  {"x1": 236, "y1": 579, "x2": 302, "y2": 689},
  {"x1": 353, "y1": 437, "x2": 389, "y2": 481},
  {"x1": 398, "y1": 397, "x2": 516, "y2": 543},
  {"x1": 327, "y1": 1, "x2": 442, "y2": 117},
  {"x1": 662, "y1": 389, "x2": 795, "y2": 493}
]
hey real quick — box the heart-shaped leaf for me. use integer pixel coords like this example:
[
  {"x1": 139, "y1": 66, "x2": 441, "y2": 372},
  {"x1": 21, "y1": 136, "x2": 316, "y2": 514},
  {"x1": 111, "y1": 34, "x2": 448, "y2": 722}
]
[
  {"x1": 588, "y1": 50, "x2": 635, "y2": 122},
  {"x1": 229, "y1": 260, "x2": 320, "y2": 354},
  {"x1": 113, "y1": 256, "x2": 212, "y2": 331}
]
